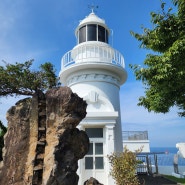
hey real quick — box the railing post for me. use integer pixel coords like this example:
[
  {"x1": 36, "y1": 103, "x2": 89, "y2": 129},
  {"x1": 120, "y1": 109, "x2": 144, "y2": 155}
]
[{"x1": 154, "y1": 154, "x2": 158, "y2": 174}]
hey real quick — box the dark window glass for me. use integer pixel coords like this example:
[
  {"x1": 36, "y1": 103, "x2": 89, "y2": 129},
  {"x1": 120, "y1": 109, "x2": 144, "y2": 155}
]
[
  {"x1": 87, "y1": 143, "x2": 93, "y2": 155},
  {"x1": 95, "y1": 143, "x2": 103, "y2": 154},
  {"x1": 95, "y1": 157, "x2": 104, "y2": 169},
  {"x1": 85, "y1": 157, "x2": 93, "y2": 169},
  {"x1": 105, "y1": 30, "x2": 108, "y2": 43},
  {"x1": 87, "y1": 24, "x2": 97, "y2": 41},
  {"x1": 79, "y1": 26, "x2": 86, "y2": 43},
  {"x1": 98, "y1": 25, "x2": 105, "y2": 42},
  {"x1": 85, "y1": 128, "x2": 103, "y2": 138}
]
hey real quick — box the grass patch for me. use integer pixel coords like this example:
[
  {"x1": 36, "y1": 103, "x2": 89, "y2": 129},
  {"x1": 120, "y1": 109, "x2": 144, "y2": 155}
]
[{"x1": 164, "y1": 175, "x2": 185, "y2": 184}]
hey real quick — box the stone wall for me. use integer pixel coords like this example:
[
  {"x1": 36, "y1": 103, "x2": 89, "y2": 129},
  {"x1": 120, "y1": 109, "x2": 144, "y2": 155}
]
[{"x1": 0, "y1": 87, "x2": 89, "y2": 185}]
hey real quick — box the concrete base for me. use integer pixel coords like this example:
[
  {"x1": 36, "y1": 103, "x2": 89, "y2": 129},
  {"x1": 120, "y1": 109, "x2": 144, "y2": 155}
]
[{"x1": 172, "y1": 172, "x2": 185, "y2": 178}]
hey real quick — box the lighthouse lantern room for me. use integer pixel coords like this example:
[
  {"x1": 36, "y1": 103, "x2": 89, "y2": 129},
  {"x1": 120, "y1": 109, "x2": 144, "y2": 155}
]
[{"x1": 60, "y1": 11, "x2": 127, "y2": 185}]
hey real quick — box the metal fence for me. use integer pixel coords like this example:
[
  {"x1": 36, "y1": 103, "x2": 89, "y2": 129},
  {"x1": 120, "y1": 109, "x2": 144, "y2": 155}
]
[
  {"x1": 136, "y1": 155, "x2": 149, "y2": 174},
  {"x1": 122, "y1": 131, "x2": 148, "y2": 141}
]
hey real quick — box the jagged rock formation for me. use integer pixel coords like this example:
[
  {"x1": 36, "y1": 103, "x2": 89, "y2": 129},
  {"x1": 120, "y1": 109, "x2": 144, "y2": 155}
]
[
  {"x1": 44, "y1": 87, "x2": 89, "y2": 185},
  {"x1": 84, "y1": 177, "x2": 104, "y2": 185},
  {"x1": 0, "y1": 98, "x2": 32, "y2": 185},
  {"x1": 0, "y1": 87, "x2": 89, "y2": 185}
]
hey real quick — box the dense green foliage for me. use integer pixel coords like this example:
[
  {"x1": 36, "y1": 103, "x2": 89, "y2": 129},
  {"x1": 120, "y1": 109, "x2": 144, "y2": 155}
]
[
  {"x1": 108, "y1": 147, "x2": 141, "y2": 185},
  {"x1": 0, "y1": 120, "x2": 7, "y2": 161},
  {"x1": 0, "y1": 60, "x2": 58, "y2": 97},
  {"x1": 130, "y1": 0, "x2": 185, "y2": 116}
]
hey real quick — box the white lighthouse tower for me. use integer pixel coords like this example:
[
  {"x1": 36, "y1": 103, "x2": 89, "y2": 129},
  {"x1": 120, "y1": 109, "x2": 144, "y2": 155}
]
[{"x1": 59, "y1": 10, "x2": 127, "y2": 185}]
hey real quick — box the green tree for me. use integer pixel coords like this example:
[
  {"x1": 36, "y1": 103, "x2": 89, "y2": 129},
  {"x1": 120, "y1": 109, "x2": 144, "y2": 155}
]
[
  {"x1": 0, "y1": 60, "x2": 58, "y2": 97},
  {"x1": 130, "y1": 0, "x2": 185, "y2": 116},
  {"x1": 0, "y1": 120, "x2": 7, "y2": 161},
  {"x1": 108, "y1": 147, "x2": 142, "y2": 185}
]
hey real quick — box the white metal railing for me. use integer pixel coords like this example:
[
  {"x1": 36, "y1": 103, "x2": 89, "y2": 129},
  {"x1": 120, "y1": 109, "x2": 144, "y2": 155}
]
[
  {"x1": 61, "y1": 44, "x2": 125, "y2": 70},
  {"x1": 123, "y1": 131, "x2": 149, "y2": 141}
]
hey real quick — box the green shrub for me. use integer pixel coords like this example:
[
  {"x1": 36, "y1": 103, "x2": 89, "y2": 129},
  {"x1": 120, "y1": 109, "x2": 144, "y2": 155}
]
[{"x1": 108, "y1": 146, "x2": 142, "y2": 185}]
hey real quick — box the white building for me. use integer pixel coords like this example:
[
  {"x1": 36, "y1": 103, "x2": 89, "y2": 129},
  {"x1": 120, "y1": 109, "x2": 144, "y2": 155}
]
[
  {"x1": 176, "y1": 143, "x2": 185, "y2": 158},
  {"x1": 60, "y1": 11, "x2": 127, "y2": 185},
  {"x1": 123, "y1": 131, "x2": 150, "y2": 153}
]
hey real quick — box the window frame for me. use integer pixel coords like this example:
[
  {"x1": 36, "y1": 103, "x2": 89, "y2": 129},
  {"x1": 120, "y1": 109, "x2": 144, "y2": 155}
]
[{"x1": 84, "y1": 127, "x2": 105, "y2": 170}]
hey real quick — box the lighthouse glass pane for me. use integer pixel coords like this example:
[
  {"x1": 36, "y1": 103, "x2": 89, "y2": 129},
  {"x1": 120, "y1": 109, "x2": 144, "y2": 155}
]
[
  {"x1": 85, "y1": 157, "x2": 93, "y2": 169},
  {"x1": 87, "y1": 143, "x2": 93, "y2": 155},
  {"x1": 85, "y1": 128, "x2": 103, "y2": 138},
  {"x1": 79, "y1": 26, "x2": 86, "y2": 43},
  {"x1": 98, "y1": 25, "x2": 106, "y2": 43},
  {"x1": 95, "y1": 157, "x2": 104, "y2": 169},
  {"x1": 87, "y1": 24, "x2": 97, "y2": 41},
  {"x1": 105, "y1": 30, "x2": 108, "y2": 43},
  {"x1": 95, "y1": 143, "x2": 103, "y2": 154}
]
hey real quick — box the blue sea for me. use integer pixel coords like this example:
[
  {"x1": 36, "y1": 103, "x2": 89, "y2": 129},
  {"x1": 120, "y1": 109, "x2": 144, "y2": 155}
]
[{"x1": 150, "y1": 147, "x2": 185, "y2": 166}]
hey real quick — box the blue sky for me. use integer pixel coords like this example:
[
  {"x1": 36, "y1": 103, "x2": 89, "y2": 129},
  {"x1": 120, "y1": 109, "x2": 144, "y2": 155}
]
[{"x1": 0, "y1": 0, "x2": 184, "y2": 147}]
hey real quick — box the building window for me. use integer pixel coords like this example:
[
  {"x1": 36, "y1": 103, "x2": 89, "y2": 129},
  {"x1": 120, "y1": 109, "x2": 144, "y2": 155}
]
[
  {"x1": 78, "y1": 24, "x2": 108, "y2": 44},
  {"x1": 95, "y1": 143, "x2": 103, "y2": 154},
  {"x1": 87, "y1": 24, "x2": 97, "y2": 41},
  {"x1": 98, "y1": 25, "x2": 108, "y2": 43},
  {"x1": 79, "y1": 26, "x2": 86, "y2": 43},
  {"x1": 95, "y1": 157, "x2": 104, "y2": 169},
  {"x1": 85, "y1": 128, "x2": 104, "y2": 170},
  {"x1": 85, "y1": 142, "x2": 104, "y2": 169},
  {"x1": 85, "y1": 157, "x2": 93, "y2": 169},
  {"x1": 87, "y1": 143, "x2": 93, "y2": 155},
  {"x1": 85, "y1": 128, "x2": 103, "y2": 138}
]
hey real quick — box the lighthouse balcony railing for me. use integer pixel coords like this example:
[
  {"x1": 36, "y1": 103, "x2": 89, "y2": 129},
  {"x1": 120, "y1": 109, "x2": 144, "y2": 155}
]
[
  {"x1": 123, "y1": 131, "x2": 149, "y2": 141},
  {"x1": 61, "y1": 44, "x2": 125, "y2": 70}
]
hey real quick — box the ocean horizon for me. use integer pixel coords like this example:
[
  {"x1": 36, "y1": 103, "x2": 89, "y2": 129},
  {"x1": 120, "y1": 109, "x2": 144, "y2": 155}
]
[
  {"x1": 150, "y1": 147, "x2": 185, "y2": 166},
  {"x1": 149, "y1": 147, "x2": 185, "y2": 175}
]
